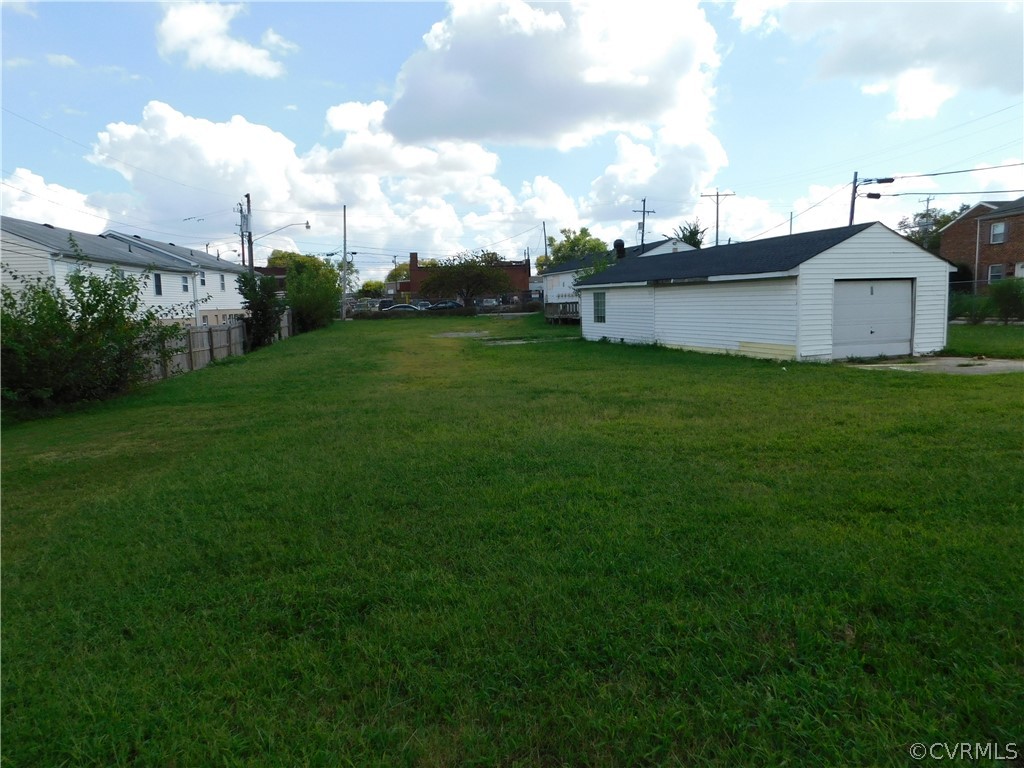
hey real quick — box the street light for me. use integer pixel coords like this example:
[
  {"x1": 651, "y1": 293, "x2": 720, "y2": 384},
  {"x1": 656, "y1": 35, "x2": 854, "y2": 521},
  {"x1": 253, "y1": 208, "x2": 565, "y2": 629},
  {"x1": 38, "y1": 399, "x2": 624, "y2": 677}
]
[
  {"x1": 849, "y1": 173, "x2": 894, "y2": 225},
  {"x1": 246, "y1": 220, "x2": 310, "y2": 275}
]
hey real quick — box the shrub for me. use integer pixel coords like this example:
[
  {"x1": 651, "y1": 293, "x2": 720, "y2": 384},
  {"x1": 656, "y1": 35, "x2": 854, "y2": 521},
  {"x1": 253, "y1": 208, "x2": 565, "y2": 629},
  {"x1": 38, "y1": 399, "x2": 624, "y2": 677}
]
[
  {"x1": 1, "y1": 263, "x2": 183, "y2": 408},
  {"x1": 988, "y1": 278, "x2": 1024, "y2": 323},
  {"x1": 951, "y1": 294, "x2": 995, "y2": 325},
  {"x1": 237, "y1": 272, "x2": 286, "y2": 350}
]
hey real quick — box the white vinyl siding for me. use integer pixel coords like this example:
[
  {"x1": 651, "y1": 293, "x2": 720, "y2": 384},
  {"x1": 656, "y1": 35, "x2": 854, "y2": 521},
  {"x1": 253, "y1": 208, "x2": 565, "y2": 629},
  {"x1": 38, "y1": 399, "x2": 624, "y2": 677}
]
[
  {"x1": 796, "y1": 224, "x2": 949, "y2": 360},
  {"x1": 0, "y1": 232, "x2": 56, "y2": 288},
  {"x1": 653, "y1": 279, "x2": 798, "y2": 359},
  {"x1": 581, "y1": 286, "x2": 655, "y2": 343}
]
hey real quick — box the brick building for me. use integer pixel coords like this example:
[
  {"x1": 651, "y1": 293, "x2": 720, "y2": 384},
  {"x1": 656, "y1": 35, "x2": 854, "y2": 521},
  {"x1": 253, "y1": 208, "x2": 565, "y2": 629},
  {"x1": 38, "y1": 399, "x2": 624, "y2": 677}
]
[
  {"x1": 939, "y1": 196, "x2": 1024, "y2": 290},
  {"x1": 405, "y1": 252, "x2": 532, "y2": 303}
]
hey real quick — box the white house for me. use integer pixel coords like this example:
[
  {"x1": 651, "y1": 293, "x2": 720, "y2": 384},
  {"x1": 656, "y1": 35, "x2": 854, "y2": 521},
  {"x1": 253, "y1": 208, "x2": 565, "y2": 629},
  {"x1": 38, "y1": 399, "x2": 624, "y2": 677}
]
[
  {"x1": 1, "y1": 217, "x2": 247, "y2": 326},
  {"x1": 541, "y1": 237, "x2": 694, "y2": 321},
  {"x1": 575, "y1": 223, "x2": 954, "y2": 362},
  {"x1": 102, "y1": 231, "x2": 247, "y2": 326}
]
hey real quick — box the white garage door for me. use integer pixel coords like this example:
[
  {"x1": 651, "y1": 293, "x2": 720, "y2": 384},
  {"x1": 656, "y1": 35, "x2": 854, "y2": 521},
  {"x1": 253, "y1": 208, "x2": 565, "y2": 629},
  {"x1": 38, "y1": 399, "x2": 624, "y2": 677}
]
[{"x1": 833, "y1": 279, "x2": 913, "y2": 359}]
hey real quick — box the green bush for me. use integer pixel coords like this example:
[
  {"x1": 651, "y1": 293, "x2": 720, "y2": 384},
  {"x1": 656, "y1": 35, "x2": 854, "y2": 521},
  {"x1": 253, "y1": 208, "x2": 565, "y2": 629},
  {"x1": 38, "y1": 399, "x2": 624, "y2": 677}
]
[
  {"x1": 1, "y1": 264, "x2": 183, "y2": 408},
  {"x1": 285, "y1": 260, "x2": 341, "y2": 333},
  {"x1": 950, "y1": 293, "x2": 994, "y2": 324},
  {"x1": 988, "y1": 278, "x2": 1024, "y2": 323},
  {"x1": 237, "y1": 272, "x2": 286, "y2": 350}
]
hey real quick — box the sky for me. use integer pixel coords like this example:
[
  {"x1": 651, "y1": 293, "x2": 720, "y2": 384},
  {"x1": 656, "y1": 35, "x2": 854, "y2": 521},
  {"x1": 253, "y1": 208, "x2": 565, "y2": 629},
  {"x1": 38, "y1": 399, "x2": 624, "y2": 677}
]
[{"x1": 2, "y1": 0, "x2": 1022, "y2": 283}]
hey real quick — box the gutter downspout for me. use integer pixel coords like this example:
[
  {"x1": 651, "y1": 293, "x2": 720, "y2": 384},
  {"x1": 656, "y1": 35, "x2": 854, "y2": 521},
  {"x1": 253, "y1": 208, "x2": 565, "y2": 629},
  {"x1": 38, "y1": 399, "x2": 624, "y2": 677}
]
[{"x1": 973, "y1": 218, "x2": 981, "y2": 295}]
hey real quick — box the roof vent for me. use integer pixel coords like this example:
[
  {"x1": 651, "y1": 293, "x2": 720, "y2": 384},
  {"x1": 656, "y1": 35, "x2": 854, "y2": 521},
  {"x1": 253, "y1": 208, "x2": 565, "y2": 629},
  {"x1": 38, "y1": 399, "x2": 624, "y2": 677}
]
[
  {"x1": 44, "y1": 223, "x2": 55, "y2": 229},
  {"x1": 613, "y1": 239, "x2": 626, "y2": 259}
]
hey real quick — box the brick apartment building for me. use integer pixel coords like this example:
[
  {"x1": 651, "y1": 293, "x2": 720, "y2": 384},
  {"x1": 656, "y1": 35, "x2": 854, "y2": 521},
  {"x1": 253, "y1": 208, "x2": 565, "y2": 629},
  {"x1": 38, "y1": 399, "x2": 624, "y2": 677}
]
[
  {"x1": 396, "y1": 252, "x2": 532, "y2": 303},
  {"x1": 939, "y1": 196, "x2": 1024, "y2": 290}
]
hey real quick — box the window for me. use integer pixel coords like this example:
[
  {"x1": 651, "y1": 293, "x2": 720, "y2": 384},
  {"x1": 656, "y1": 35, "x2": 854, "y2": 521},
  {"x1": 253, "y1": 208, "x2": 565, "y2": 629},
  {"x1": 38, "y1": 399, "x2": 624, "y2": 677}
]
[
  {"x1": 181, "y1": 276, "x2": 189, "y2": 292},
  {"x1": 220, "y1": 274, "x2": 225, "y2": 291},
  {"x1": 991, "y1": 222, "x2": 1006, "y2": 244},
  {"x1": 154, "y1": 273, "x2": 162, "y2": 296},
  {"x1": 200, "y1": 270, "x2": 206, "y2": 286},
  {"x1": 593, "y1": 291, "x2": 606, "y2": 323},
  {"x1": 988, "y1": 264, "x2": 1005, "y2": 282},
  {"x1": 202, "y1": 315, "x2": 209, "y2": 326}
]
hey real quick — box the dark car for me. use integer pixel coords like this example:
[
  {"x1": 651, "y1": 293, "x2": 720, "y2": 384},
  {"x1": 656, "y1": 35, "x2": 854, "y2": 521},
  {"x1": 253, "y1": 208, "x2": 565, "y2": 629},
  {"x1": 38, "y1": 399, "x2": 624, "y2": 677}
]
[
  {"x1": 427, "y1": 300, "x2": 462, "y2": 311},
  {"x1": 383, "y1": 303, "x2": 421, "y2": 312}
]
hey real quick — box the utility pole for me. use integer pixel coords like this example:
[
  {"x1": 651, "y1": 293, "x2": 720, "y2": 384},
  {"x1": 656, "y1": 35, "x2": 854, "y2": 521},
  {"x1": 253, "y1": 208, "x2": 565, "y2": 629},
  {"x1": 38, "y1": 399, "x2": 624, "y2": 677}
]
[
  {"x1": 245, "y1": 193, "x2": 255, "y2": 276},
  {"x1": 850, "y1": 172, "x2": 894, "y2": 225},
  {"x1": 701, "y1": 188, "x2": 734, "y2": 246},
  {"x1": 341, "y1": 204, "x2": 348, "y2": 320},
  {"x1": 237, "y1": 199, "x2": 249, "y2": 268},
  {"x1": 633, "y1": 197, "x2": 656, "y2": 253},
  {"x1": 542, "y1": 222, "x2": 548, "y2": 259}
]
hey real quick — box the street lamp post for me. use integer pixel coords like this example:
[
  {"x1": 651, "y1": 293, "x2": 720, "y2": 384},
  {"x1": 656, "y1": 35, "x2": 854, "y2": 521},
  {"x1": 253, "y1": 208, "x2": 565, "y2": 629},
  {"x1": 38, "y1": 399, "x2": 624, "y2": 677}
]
[
  {"x1": 249, "y1": 221, "x2": 311, "y2": 275},
  {"x1": 849, "y1": 172, "x2": 894, "y2": 225}
]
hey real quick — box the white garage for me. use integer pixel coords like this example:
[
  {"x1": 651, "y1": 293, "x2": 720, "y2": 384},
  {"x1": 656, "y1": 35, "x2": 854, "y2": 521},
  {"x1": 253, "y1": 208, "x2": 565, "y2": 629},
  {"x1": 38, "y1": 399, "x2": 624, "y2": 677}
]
[{"x1": 576, "y1": 223, "x2": 954, "y2": 362}]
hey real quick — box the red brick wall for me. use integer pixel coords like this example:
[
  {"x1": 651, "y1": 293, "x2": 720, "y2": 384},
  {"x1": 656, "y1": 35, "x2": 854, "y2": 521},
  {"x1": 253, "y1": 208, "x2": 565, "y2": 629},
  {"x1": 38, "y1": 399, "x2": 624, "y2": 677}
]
[
  {"x1": 408, "y1": 252, "x2": 532, "y2": 297},
  {"x1": 940, "y1": 207, "x2": 1024, "y2": 286}
]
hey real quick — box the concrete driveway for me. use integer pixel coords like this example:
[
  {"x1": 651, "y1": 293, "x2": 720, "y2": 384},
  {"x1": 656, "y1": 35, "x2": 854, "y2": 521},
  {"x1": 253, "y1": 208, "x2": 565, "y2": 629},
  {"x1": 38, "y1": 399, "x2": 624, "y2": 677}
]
[{"x1": 852, "y1": 357, "x2": 1024, "y2": 375}]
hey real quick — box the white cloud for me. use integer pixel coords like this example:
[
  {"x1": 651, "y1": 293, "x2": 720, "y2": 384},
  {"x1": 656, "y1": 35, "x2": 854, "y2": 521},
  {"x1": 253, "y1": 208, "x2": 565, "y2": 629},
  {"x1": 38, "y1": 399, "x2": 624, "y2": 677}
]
[
  {"x1": 739, "y1": 2, "x2": 1022, "y2": 113},
  {"x1": 385, "y1": 0, "x2": 720, "y2": 148},
  {"x1": 863, "y1": 68, "x2": 957, "y2": 121},
  {"x1": 261, "y1": 28, "x2": 298, "y2": 54},
  {"x1": 156, "y1": 2, "x2": 286, "y2": 78},
  {"x1": 1, "y1": 168, "x2": 111, "y2": 232},
  {"x1": 46, "y1": 53, "x2": 77, "y2": 67}
]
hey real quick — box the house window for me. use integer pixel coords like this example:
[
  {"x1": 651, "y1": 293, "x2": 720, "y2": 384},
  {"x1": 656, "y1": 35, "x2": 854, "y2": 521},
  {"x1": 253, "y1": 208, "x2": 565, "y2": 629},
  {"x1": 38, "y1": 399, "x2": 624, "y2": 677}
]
[
  {"x1": 181, "y1": 276, "x2": 189, "y2": 292},
  {"x1": 154, "y1": 273, "x2": 162, "y2": 296},
  {"x1": 220, "y1": 274, "x2": 225, "y2": 291},
  {"x1": 593, "y1": 291, "x2": 606, "y2": 323},
  {"x1": 202, "y1": 315, "x2": 209, "y2": 326},
  {"x1": 991, "y1": 222, "x2": 1006, "y2": 244},
  {"x1": 988, "y1": 264, "x2": 1005, "y2": 282},
  {"x1": 200, "y1": 270, "x2": 206, "y2": 287}
]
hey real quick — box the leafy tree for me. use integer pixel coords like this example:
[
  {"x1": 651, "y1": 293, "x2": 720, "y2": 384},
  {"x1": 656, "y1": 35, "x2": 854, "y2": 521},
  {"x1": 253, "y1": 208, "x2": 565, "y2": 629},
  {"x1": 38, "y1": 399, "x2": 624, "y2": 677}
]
[
  {"x1": 358, "y1": 280, "x2": 385, "y2": 298},
  {"x1": 897, "y1": 203, "x2": 969, "y2": 254},
  {"x1": 386, "y1": 262, "x2": 410, "y2": 283},
  {"x1": 1, "y1": 238, "x2": 184, "y2": 408},
  {"x1": 544, "y1": 227, "x2": 608, "y2": 269},
  {"x1": 266, "y1": 251, "x2": 342, "y2": 332},
  {"x1": 237, "y1": 271, "x2": 286, "y2": 350},
  {"x1": 667, "y1": 219, "x2": 707, "y2": 249},
  {"x1": 419, "y1": 251, "x2": 513, "y2": 307}
]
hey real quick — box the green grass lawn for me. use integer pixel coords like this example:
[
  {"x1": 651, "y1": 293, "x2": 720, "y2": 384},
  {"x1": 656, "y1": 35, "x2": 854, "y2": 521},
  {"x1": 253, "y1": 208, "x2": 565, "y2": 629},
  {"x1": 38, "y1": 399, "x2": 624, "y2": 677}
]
[
  {"x1": 3, "y1": 315, "x2": 1022, "y2": 767},
  {"x1": 944, "y1": 323, "x2": 1024, "y2": 359}
]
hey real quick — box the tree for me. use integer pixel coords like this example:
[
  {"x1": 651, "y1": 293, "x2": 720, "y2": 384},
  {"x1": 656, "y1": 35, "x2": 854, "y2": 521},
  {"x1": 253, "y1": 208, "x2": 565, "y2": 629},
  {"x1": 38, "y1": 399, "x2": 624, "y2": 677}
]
[
  {"x1": 266, "y1": 251, "x2": 342, "y2": 331},
  {"x1": 544, "y1": 227, "x2": 608, "y2": 269},
  {"x1": 419, "y1": 251, "x2": 513, "y2": 307},
  {"x1": 237, "y1": 272, "x2": 286, "y2": 350},
  {"x1": 358, "y1": 280, "x2": 385, "y2": 298},
  {"x1": 667, "y1": 219, "x2": 707, "y2": 249},
  {"x1": 386, "y1": 262, "x2": 410, "y2": 283},
  {"x1": 897, "y1": 203, "x2": 969, "y2": 254}
]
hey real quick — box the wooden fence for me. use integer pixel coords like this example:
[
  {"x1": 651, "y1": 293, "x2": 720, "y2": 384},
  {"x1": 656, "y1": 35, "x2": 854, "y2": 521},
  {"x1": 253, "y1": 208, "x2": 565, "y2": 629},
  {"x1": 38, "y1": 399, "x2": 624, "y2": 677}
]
[{"x1": 150, "y1": 310, "x2": 293, "y2": 380}]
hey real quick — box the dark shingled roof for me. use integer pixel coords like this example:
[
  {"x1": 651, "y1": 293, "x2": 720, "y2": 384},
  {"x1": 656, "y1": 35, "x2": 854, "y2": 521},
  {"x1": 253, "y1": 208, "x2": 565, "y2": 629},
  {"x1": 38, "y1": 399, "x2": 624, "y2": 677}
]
[
  {"x1": 575, "y1": 223, "x2": 876, "y2": 287},
  {"x1": 103, "y1": 231, "x2": 246, "y2": 273},
  {"x1": 977, "y1": 195, "x2": 1024, "y2": 220},
  {"x1": 1, "y1": 216, "x2": 192, "y2": 272}
]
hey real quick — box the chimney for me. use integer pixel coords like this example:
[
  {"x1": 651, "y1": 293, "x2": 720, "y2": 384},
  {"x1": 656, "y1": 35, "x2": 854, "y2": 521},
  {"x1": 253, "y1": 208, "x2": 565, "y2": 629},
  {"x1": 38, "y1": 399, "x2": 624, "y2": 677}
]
[
  {"x1": 410, "y1": 252, "x2": 418, "y2": 270},
  {"x1": 613, "y1": 239, "x2": 626, "y2": 259}
]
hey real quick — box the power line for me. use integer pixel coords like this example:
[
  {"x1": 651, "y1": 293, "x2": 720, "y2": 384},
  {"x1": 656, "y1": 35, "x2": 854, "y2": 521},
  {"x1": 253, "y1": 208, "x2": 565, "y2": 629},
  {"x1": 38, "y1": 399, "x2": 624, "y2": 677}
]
[
  {"x1": 874, "y1": 189, "x2": 1024, "y2": 197},
  {"x1": 893, "y1": 162, "x2": 1024, "y2": 181}
]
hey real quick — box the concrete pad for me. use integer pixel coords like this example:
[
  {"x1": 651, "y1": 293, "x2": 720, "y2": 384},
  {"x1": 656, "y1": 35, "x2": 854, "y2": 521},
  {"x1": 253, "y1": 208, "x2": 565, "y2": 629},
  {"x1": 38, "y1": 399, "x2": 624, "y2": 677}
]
[{"x1": 852, "y1": 357, "x2": 1024, "y2": 375}]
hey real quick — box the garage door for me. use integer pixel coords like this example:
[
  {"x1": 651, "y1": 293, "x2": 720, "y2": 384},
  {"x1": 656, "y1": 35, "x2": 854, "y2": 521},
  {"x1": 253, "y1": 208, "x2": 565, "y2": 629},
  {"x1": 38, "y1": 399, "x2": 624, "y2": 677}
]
[{"x1": 833, "y1": 280, "x2": 913, "y2": 359}]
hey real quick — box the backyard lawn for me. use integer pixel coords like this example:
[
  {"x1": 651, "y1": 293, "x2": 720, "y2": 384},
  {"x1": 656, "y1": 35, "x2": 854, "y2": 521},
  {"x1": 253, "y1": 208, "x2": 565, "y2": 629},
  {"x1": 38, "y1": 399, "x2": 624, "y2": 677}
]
[{"x1": 2, "y1": 315, "x2": 1021, "y2": 766}]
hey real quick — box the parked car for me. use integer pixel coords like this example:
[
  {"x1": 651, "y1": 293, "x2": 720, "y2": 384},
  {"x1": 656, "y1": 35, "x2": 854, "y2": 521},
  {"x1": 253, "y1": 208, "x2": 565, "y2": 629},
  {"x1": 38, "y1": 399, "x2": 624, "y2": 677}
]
[
  {"x1": 427, "y1": 300, "x2": 462, "y2": 311},
  {"x1": 383, "y1": 303, "x2": 421, "y2": 312},
  {"x1": 378, "y1": 299, "x2": 395, "y2": 311},
  {"x1": 415, "y1": 300, "x2": 432, "y2": 310}
]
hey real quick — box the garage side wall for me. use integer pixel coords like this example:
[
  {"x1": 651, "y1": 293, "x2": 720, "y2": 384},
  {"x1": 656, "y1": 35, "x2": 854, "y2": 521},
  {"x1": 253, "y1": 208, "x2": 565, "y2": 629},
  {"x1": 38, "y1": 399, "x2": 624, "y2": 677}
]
[
  {"x1": 581, "y1": 286, "x2": 655, "y2": 343},
  {"x1": 653, "y1": 279, "x2": 798, "y2": 359},
  {"x1": 796, "y1": 224, "x2": 950, "y2": 360}
]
